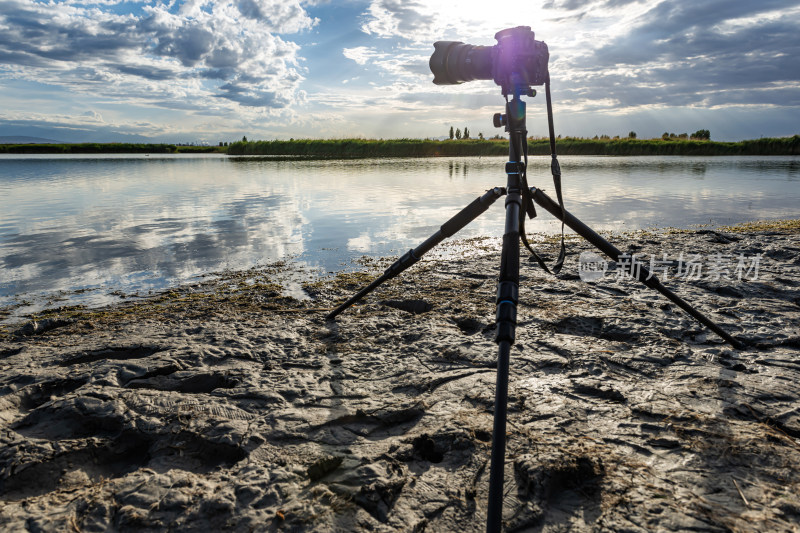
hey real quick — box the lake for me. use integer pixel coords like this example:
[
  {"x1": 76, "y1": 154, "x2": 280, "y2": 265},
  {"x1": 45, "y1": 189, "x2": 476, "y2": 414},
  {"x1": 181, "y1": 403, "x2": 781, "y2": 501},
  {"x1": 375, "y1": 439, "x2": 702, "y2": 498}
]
[{"x1": 1, "y1": 154, "x2": 798, "y2": 317}]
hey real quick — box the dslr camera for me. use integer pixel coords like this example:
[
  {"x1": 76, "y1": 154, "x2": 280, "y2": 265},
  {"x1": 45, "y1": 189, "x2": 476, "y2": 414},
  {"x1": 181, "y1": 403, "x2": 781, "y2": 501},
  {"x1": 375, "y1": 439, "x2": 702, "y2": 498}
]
[{"x1": 429, "y1": 26, "x2": 549, "y2": 91}]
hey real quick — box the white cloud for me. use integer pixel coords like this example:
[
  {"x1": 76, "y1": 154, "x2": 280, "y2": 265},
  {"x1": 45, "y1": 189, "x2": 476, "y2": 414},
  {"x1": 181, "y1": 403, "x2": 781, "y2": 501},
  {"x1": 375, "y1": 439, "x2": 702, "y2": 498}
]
[
  {"x1": 342, "y1": 46, "x2": 373, "y2": 66},
  {"x1": 0, "y1": 0, "x2": 317, "y2": 112},
  {"x1": 81, "y1": 110, "x2": 105, "y2": 122},
  {"x1": 359, "y1": 1, "x2": 554, "y2": 44},
  {"x1": 0, "y1": 110, "x2": 163, "y2": 136},
  {"x1": 234, "y1": 0, "x2": 318, "y2": 32}
]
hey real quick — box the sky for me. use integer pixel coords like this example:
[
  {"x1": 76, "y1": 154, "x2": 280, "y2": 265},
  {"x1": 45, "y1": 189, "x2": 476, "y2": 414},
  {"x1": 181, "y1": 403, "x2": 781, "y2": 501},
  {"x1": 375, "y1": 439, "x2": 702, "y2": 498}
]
[{"x1": 0, "y1": 0, "x2": 798, "y2": 143}]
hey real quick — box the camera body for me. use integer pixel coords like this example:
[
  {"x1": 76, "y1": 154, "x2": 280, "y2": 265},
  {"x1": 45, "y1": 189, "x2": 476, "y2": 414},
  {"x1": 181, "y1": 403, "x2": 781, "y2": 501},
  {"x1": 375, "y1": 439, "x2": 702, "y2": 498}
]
[{"x1": 429, "y1": 26, "x2": 549, "y2": 91}]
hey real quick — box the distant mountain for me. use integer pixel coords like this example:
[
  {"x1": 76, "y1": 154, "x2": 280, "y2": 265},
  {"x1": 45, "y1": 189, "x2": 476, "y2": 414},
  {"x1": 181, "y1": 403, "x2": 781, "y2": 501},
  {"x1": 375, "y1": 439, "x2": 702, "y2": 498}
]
[{"x1": 0, "y1": 136, "x2": 65, "y2": 144}]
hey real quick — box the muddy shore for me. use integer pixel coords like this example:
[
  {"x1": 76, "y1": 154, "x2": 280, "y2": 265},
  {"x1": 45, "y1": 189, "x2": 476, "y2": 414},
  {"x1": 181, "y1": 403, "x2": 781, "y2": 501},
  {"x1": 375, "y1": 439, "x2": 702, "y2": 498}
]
[{"x1": 1, "y1": 221, "x2": 799, "y2": 532}]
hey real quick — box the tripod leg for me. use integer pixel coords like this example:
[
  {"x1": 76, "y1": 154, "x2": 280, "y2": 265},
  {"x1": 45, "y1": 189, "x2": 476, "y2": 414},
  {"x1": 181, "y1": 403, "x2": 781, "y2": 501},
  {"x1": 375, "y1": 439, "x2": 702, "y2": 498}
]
[
  {"x1": 325, "y1": 187, "x2": 505, "y2": 320},
  {"x1": 486, "y1": 183, "x2": 521, "y2": 531},
  {"x1": 529, "y1": 187, "x2": 744, "y2": 349}
]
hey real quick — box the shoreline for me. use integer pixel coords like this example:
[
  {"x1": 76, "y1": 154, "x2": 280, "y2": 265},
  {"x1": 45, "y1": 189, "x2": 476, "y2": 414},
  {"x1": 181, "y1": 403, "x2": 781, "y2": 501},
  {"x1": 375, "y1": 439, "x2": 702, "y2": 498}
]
[
  {"x1": 3, "y1": 219, "x2": 799, "y2": 332},
  {"x1": 1, "y1": 222, "x2": 800, "y2": 530}
]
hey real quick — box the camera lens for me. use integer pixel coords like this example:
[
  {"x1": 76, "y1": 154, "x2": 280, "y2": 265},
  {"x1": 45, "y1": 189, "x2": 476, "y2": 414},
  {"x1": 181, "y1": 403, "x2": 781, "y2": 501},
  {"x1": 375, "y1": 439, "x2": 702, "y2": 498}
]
[{"x1": 429, "y1": 41, "x2": 493, "y2": 85}]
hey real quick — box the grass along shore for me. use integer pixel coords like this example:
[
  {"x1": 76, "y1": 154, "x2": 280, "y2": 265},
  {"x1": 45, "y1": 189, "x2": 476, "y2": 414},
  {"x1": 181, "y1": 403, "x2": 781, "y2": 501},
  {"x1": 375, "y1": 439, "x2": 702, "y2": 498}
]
[
  {"x1": 1, "y1": 135, "x2": 798, "y2": 156},
  {"x1": 223, "y1": 135, "x2": 800, "y2": 157}
]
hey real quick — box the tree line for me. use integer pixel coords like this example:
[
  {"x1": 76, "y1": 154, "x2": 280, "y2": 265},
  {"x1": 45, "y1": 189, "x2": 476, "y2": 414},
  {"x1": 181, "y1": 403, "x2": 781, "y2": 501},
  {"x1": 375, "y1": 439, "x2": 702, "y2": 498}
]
[{"x1": 448, "y1": 126, "x2": 485, "y2": 140}]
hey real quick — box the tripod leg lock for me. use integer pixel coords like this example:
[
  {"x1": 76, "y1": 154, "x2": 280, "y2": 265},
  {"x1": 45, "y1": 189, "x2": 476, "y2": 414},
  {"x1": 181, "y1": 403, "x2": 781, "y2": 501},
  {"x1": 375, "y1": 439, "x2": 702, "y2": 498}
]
[
  {"x1": 496, "y1": 280, "x2": 518, "y2": 302},
  {"x1": 494, "y1": 281, "x2": 518, "y2": 344},
  {"x1": 385, "y1": 249, "x2": 419, "y2": 278},
  {"x1": 495, "y1": 304, "x2": 517, "y2": 344},
  {"x1": 505, "y1": 161, "x2": 525, "y2": 175}
]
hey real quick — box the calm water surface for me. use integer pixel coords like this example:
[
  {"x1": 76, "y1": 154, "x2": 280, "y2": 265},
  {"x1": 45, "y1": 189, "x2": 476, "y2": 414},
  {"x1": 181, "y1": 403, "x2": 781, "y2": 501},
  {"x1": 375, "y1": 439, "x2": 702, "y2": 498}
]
[{"x1": 1, "y1": 153, "x2": 798, "y2": 315}]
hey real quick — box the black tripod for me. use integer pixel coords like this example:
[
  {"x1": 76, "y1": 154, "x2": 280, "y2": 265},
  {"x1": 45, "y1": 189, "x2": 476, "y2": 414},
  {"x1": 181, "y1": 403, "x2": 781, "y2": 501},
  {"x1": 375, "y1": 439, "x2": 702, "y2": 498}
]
[{"x1": 326, "y1": 90, "x2": 742, "y2": 531}]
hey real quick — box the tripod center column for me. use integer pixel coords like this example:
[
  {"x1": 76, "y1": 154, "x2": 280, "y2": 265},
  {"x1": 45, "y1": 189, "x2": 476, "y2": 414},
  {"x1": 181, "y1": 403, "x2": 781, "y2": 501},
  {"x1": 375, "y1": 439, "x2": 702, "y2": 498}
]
[{"x1": 495, "y1": 94, "x2": 525, "y2": 346}]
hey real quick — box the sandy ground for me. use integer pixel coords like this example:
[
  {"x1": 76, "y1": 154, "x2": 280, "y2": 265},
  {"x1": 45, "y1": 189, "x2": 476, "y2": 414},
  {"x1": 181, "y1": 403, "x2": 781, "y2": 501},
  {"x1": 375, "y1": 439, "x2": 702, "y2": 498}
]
[{"x1": 1, "y1": 222, "x2": 799, "y2": 532}]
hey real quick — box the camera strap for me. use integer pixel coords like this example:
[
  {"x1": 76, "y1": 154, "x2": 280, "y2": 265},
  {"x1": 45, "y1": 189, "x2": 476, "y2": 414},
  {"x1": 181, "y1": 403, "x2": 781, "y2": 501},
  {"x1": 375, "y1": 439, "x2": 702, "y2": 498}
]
[{"x1": 519, "y1": 81, "x2": 566, "y2": 274}]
